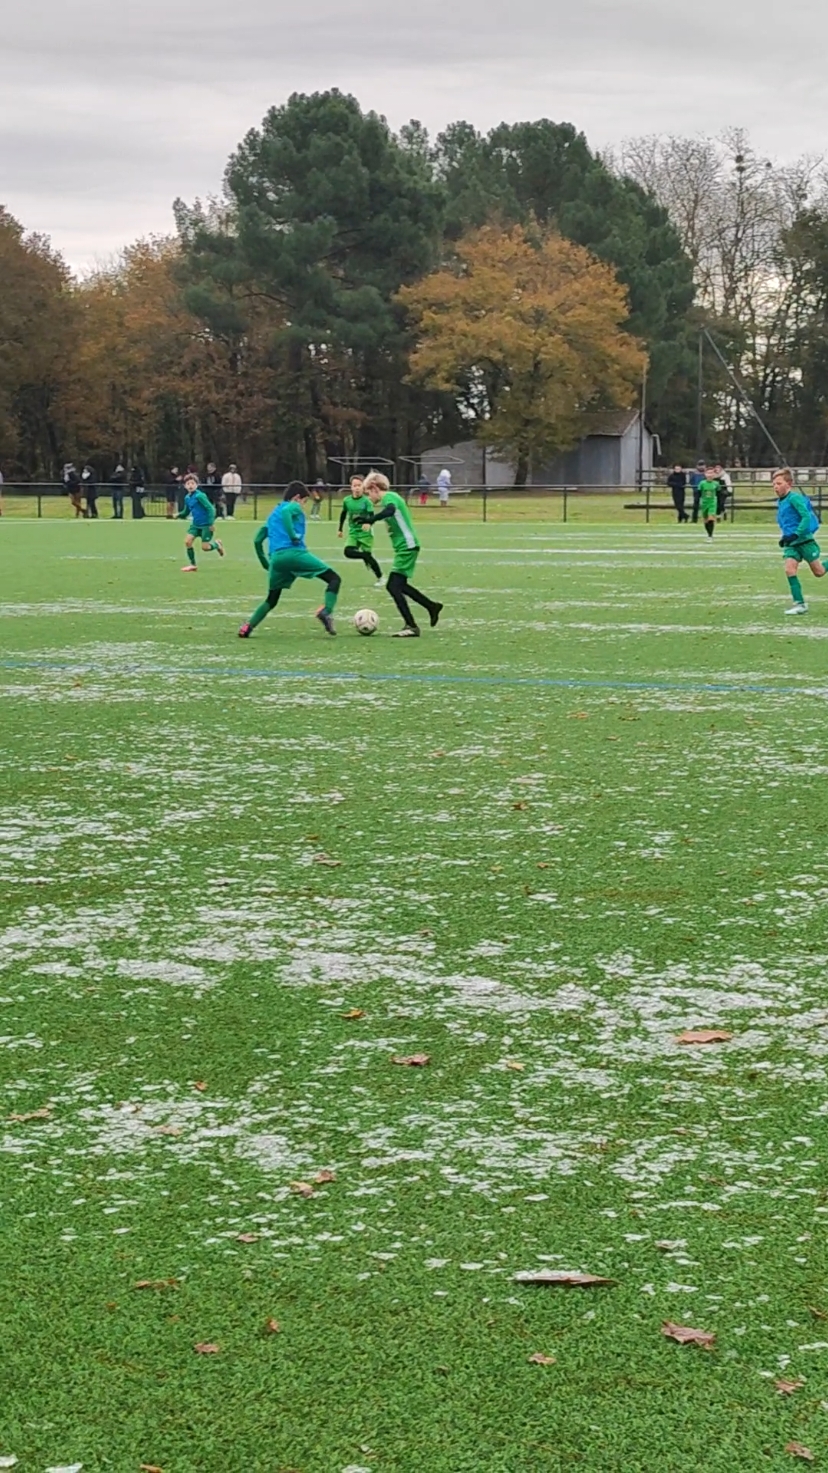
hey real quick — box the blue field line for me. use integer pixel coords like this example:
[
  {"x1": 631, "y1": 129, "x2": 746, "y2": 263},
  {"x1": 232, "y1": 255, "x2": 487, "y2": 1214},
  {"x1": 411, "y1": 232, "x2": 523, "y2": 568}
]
[{"x1": 0, "y1": 654, "x2": 820, "y2": 700}]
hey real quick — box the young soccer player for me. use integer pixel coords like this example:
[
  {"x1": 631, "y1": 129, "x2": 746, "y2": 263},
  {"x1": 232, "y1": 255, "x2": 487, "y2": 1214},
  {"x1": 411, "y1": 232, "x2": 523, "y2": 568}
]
[
  {"x1": 177, "y1": 474, "x2": 225, "y2": 570},
  {"x1": 238, "y1": 481, "x2": 341, "y2": 638},
  {"x1": 697, "y1": 465, "x2": 720, "y2": 539},
  {"x1": 358, "y1": 471, "x2": 442, "y2": 637},
  {"x1": 337, "y1": 475, "x2": 384, "y2": 586},
  {"x1": 774, "y1": 467, "x2": 826, "y2": 615}
]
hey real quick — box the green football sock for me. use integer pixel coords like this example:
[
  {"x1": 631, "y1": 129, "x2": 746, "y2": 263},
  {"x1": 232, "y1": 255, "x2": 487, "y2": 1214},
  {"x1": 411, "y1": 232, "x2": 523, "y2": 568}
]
[
  {"x1": 788, "y1": 574, "x2": 804, "y2": 605},
  {"x1": 248, "y1": 601, "x2": 272, "y2": 630},
  {"x1": 323, "y1": 588, "x2": 337, "y2": 615},
  {"x1": 186, "y1": 545, "x2": 196, "y2": 566}
]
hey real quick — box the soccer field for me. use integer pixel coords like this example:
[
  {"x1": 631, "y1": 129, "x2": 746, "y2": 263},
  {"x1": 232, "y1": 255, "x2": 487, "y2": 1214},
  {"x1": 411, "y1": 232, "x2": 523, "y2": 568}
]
[{"x1": 2, "y1": 517, "x2": 828, "y2": 1472}]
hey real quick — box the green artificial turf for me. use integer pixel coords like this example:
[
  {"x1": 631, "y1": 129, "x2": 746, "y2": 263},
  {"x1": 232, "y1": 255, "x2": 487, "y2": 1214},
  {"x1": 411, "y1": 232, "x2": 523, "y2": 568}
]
[{"x1": 1, "y1": 515, "x2": 828, "y2": 1472}]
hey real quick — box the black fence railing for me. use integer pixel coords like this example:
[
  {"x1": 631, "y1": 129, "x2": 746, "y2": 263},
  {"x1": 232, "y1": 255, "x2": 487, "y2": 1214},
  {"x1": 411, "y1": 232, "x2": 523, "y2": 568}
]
[{"x1": 1, "y1": 478, "x2": 825, "y2": 524}]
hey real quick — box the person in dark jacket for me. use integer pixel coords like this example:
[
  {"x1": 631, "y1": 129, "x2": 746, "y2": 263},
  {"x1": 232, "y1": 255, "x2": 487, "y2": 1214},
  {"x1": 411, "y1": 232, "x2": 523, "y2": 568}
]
[
  {"x1": 81, "y1": 464, "x2": 98, "y2": 518},
  {"x1": 110, "y1": 463, "x2": 126, "y2": 519},
  {"x1": 667, "y1": 465, "x2": 688, "y2": 523},
  {"x1": 63, "y1": 462, "x2": 83, "y2": 517},
  {"x1": 689, "y1": 461, "x2": 706, "y2": 523},
  {"x1": 204, "y1": 462, "x2": 223, "y2": 517},
  {"x1": 128, "y1": 465, "x2": 145, "y2": 519}
]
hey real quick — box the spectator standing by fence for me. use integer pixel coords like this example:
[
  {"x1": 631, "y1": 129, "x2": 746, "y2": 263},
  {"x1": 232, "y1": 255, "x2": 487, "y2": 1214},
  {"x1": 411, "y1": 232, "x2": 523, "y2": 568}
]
[
  {"x1": 128, "y1": 465, "x2": 145, "y2": 519},
  {"x1": 222, "y1": 463, "x2": 242, "y2": 518},
  {"x1": 63, "y1": 462, "x2": 83, "y2": 517},
  {"x1": 204, "y1": 462, "x2": 224, "y2": 518},
  {"x1": 164, "y1": 466, "x2": 181, "y2": 519},
  {"x1": 417, "y1": 473, "x2": 430, "y2": 506},
  {"x1": 81, "y1": 463, "x2": 98, "y2": 518},
  {"x1": 110, "y1": 464, "x2": 126, "y2": 518},
  {"x1": 310, "y1": 478, "x2": 325, "y2": 520},
  {"x1": 437, "y1": 467, "x2": 452, "y2": 507},
  {"x1": 715, "y1": 462, "x2": 732, "y2": 519},
  {"x1": 667, "y1": 464, "x2": 688, "y2": 523}
]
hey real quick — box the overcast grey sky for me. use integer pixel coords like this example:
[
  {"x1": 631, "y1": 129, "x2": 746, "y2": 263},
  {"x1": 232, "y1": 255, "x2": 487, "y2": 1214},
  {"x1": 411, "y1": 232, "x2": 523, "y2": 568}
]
[{"x1": 3, "y1": 0, "x2": 827, "y2": 270}]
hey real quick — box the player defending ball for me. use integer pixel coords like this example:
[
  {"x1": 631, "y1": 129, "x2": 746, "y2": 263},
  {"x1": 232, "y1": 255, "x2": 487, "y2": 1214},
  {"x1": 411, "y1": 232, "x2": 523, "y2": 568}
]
[
  {"x1": 238, "y1": 481, "x2": 341, "y2": 638},
  {"x1": 774, "y1": 467, "x2": 826, "y2": 615},
  {"x1": 358, "y1": 471, "x2": 442, "y2": 637},
  {"x1": 338, "y1": 475, "x2": 384, "y2": 586},
  {"x1": 177, "y1": 473, "x2": 225, "y2": 570}
]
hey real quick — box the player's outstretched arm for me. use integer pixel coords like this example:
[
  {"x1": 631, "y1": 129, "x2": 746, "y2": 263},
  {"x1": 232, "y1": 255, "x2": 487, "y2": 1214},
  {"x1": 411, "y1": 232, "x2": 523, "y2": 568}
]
[
  {"x1": 253, "y1": 525, "x2": 270, "y2": 570},
  {"x1": 337, "y1": 505, "x2": 348, "y2": 535}
]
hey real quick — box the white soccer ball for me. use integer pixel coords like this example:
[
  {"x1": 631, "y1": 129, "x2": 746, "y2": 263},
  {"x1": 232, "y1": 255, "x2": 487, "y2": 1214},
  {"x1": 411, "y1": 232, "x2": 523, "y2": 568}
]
[{"x1": 354, "y1": 608, "x2": 379, "y2": 636}]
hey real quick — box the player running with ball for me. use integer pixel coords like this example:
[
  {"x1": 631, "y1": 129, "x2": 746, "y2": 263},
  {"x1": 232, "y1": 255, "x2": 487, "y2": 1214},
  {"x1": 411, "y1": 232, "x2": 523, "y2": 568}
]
[
  {"x1": 358, "y1": 471, "x2": 442, "y2": 637},
  {"x1": 238, "y1": 481, "x2": 341, "y2": 638},
  {"x1": 337, "y1": 475, "x2": 384, "y2": 586},
  {"x1": 178, "y1": 473, "x2": 225, "y2": 571},
  {"x1": 774, "y1": 467, "x2": 826, "y2": 615}
]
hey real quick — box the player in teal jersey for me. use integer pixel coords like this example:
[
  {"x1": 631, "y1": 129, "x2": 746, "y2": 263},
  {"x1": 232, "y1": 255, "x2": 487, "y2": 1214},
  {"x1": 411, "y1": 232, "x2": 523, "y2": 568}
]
[
  {"x1": 238, "y1": 481, "x2": 341, "y2": 638},
  {"x1": 774, "y1": 467, "x2": 826, "y2": 615},
  {"x1": 177, "y1": 473, "x2": 225, "y2": 570},
  {"x1": 359, "y1": 471, "x2": 442, "y2": 637},
  {"x1": 337, "y1": 475, "x2": 384, "y2": 586}
]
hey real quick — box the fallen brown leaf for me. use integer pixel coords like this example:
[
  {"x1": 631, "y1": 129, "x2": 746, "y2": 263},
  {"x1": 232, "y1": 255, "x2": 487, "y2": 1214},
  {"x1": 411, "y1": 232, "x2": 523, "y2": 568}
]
[
  {"x1": 514, "y1": 1271, "x2": 616, "y2": 1288},
  {"x1": 506, "y1": 1061, "x2": 525, "y2": 1071},
  {"x1": 140, "y1": 1465, "x2": 164, "y2": 1472},
  {"x1": 194, "y1": 1342, "x2": 220, "y2": 1355},
  {"x1": 304, "y1": 834, "x2": 320, "y2": 841},
  {"x1": 264, "y1": 1317, "x2": 281, "y2": 1335},
  {"x1": 569, "y1": 712, "x2": 589, "y2": 719},
  {"x1": 528, "y1": 1352, "x2": 557, "y2": 1365},
  {"x1": 661, "y1": 1321, "x2": 716, "y2": 1348},
  {"x1": 391, "y1": 1054, "x2": 431, "y2": 1067},
  {"x1": 236, "y1": 1233, "x2": 259, "y2": 1244},
  {"x1": 313, "y1": 854, "x2": 342, "y2": 867},
  {"x1": 193, "y1": 1081, "x2": 207, "y2": 1092},
  {"x1": 7, "y1": 1107, "x2": 51, "y2": 1122},
  {"x1": 154, "y1": 1125, "x2": 182, "y2": 1136},
  {"x1": 786, "y1": 1444, "x2": 815, "y2": 1463},
  {"x1": 776, "y1": 1379, "x2": 805, "y2": 1395},
  {"x1": 512, "y1": 801, "x2": 528, "y2": 810},
  {"x1": 809, "y1": 1305, "x2": 828, "y2": 1320},
  {"x1": 675, "y1": 1029, "x2": 733, "y2": 1045},
  {"x1": 134, "y1": 1279, "x2": 179, "y2": 1292},
  {"x1": 290, "y1": 1181, "x2": 315, "y2": 1198},
  {"x1": 341, "y1": 1009, "x2": 365, "y2": 1020},
  {"x1": 314, "y1": 1170, "x2": 336, "y2": 1184}
]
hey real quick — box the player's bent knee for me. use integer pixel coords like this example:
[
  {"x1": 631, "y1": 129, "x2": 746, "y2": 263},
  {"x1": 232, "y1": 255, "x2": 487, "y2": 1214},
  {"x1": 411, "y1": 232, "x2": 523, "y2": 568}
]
[
  {"x1": 387, "y1": 572, "x2": 404, "y2": 595},
  {"x1": 266, "y1": 590, "x2": 281, "y2": 608},
  {"x1": 343, "y1": 546, "x2": 359, "y2": 560},
  {"x1": 321, "y1": 569, "x2": 341, "y2": 594}
]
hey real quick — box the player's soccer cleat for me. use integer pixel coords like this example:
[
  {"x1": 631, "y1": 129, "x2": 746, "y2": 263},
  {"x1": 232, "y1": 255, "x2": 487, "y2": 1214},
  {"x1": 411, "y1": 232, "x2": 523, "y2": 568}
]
[
  {"x1": 393, "y1": 625, "x2": 420, "y2": 637},
  {"x1": 238, "y1": 623, "x2": 252, "y2": 638},
  {"x1": 315, "y1": 607, "x2": 337, "y2": 636},
  {"x1": 181, "y1": 564, "x2": 197, "y2": 572},
  {"x1": 429, "y1": 601, "x2": 443, "y2": 628},
  {"x1": 374, "y1": 577, "x2": 386, "y2": 589},
  {"x1": 214, "y1": 539, "x2": 225, "y2": 557},
  {"x1": 785, "y1": 603, "x2": 808, "y2": 615}
]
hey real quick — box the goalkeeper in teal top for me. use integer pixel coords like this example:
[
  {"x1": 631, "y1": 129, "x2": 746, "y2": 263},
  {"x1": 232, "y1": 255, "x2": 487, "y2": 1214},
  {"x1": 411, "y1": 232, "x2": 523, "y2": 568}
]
[
  {"x1": 774, "y1": 467, "x2": 826, "y2": 615},
  {"x1": 177, "y1": 473, "x2": 225, "y2": 570},
  {"x1": 359, "y1": 471, "x2": 442, "y2": 637},
  {"x1": 238, "y1": 481, "x2": 341, "y2": 638},
  {"x1": 337, "y1": 474, "x2": 384, "y2": 586}
]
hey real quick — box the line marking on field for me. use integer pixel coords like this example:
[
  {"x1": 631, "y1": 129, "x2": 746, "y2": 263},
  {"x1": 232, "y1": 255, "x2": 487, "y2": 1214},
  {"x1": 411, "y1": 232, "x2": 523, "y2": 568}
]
[{"x1": 0, "y1": 655, "x2": 823, "y2": 700}]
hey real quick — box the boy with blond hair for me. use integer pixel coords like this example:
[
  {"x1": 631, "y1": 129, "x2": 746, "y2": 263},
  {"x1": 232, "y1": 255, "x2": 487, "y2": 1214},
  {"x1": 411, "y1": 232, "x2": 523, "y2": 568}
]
[
  {"x1": 774, "y1": 467, "x2": 826, "y2": 615},
  {"x1": 358, "y1": 471, "x2": 442, "y2": 637}
]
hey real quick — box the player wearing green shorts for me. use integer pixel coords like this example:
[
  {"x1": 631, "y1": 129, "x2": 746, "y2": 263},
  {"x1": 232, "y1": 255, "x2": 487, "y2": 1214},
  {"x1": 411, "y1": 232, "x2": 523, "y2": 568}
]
[
  {"x1": 697, "y1": 467, "x2": 720, "y2": 539},
  {"x1": 337, "y1": 475, "x2": 384, "y2": 585},
  {"x1": 774, "y1": 467, "x2": 826, "y2": 615},
  {"x1": 177, "y1": 474, "x2": 225, "y2": 570},
  {"x1": 359, "y1": 471, "x2": 442, "y2": 637},
  {"x1": 238, "y1": 482, "x2": 341, "y2": 638}
]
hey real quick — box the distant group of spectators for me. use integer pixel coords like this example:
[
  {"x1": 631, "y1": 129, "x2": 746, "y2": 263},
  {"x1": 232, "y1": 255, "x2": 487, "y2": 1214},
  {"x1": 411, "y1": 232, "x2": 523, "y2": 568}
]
[
  {"x1": 59, "y1": 461, "x2": 245, "y2": 520},
  {"x1": 666, "y1": 461, "x2": 733, "y2": 524}
]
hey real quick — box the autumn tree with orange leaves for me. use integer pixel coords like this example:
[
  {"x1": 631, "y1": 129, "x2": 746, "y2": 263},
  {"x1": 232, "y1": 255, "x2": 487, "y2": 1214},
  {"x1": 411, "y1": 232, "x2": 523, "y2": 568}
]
[{"x1": 399, "y1": 224, "x2": 647, "y2": 484}]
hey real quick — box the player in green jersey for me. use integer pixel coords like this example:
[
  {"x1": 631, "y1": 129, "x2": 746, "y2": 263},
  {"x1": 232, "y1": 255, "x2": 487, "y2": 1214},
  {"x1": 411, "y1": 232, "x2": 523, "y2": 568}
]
[
  {"x1": 774, "y1": 467, "x2": 826, "y2": 615},
  {"x1": 359, "y1": 471, "x2": 442, "y2": 637},
  {"x1": 177, "y1": 474, "x2": 225, "y2": 570},
  {"x1": 697, "y1": 466, "x2": 720, "y2": 539},
  {"x1": 238, "y1": 482, "x2": 341, "y2": 638},
  {"x1": 337, "y1": 475, "x2": 384, "y2": 586}
]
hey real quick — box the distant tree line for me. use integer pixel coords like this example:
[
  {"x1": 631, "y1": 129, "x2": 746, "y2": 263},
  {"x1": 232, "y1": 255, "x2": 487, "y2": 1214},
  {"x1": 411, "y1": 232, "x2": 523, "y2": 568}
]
[{"x1": 2, "y1": 96, "x2": 827, "y2": 484}]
